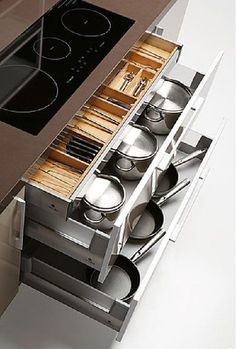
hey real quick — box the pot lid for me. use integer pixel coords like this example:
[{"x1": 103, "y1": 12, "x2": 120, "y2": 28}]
[
  {"x1": 150, "y1": 79, "x2": 192, "y2": 112},
  {"x1": 117, "y1": 125, "x2": 157, "y2": 159},
  {"x1": 84, "y1": 175, "x2": 125, "y2": 211}
]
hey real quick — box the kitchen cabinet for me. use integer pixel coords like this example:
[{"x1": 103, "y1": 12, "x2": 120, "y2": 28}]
[
  {"x1": 0, "y1": 0, "x2": 224, "y2": 342},
  {"x1": 21, "y1": 32, "x2": 223, "y2": 341},
  {"x1": 0, "y1": 187, "x2": 25, "y2": 316}
]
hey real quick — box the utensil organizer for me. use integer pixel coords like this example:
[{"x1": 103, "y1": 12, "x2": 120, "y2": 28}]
[{"x1": 22, "y1": 29, "x2": 224, "y2": 341}]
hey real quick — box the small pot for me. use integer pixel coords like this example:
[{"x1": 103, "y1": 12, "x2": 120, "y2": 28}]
[
  {"x1": 111, "y1": 124, "x2": 158, "y2": 180},
  {"x1": 80, "y1": 174, "x2": 126, "y2": 232},
  {"x1": 140, "y1": 77, "x2": 192, "y2": 135}
]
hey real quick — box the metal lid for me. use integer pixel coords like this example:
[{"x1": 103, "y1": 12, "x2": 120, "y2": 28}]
[
  {"x1": 83, "y1": 174, "x2": 125, "y2": 211},
  {"x1": 150, "y1": 78, "x2": 192, "y2": 113},
  {"x1": 117, "y1": 124, "x2": 157, "y2": 160}
]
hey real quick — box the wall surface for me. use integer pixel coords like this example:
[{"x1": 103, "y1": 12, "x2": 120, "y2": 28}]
[{"x1": 0, "y1": 0, "x2": 234, "y2": 348}]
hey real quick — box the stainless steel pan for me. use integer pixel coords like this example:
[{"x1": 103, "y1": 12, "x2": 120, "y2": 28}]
[
  {"x1": 111, "y1": 124, "x2": 158, "y2": 180},
  {"x1": 155, "y1": 149, "x2": 207, "y2": 197},
  {"x1": 88, "y1": 229, "x2": 166, "y2": 301},
  {"x1": 139, "y1": 77, "x2": 192, "y2": 135},
  {"x1": 130, "y1": 178, "x2": 190, "y2": 240}
]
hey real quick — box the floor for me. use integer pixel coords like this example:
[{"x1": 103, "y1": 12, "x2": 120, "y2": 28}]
[{"x1": 0, "y1": 0, "x2": 234, "y2": 348}]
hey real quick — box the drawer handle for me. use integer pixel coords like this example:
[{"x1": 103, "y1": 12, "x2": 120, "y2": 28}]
[{"x1": 12, "y1": 197, "x2": 25, "y2": 250}]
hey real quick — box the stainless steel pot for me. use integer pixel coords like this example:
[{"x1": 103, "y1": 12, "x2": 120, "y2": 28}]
[
  {"x1": 140, "y1": 77, "x2": 192, "y2": 135},
  {"x1": 80, "y1": 174, "x2": 126, "y2": 232},
  {"x1": 111, "y1": 124, "x2": 158, "y2": 180}
]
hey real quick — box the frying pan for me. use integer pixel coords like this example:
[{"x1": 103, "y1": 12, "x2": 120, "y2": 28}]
[
  {"x1": 88, "y1": 228, "x2": 166, "y2": 301},
  {"x1": 130, "y1": 178, "x2": 190, "y2": 240},
  {"x1": 155, "y1": 148, "x2": 207, "y2": 197}
]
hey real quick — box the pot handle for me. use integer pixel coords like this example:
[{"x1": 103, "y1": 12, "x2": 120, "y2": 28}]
[
  {"x1": 153, "y1": 178, "x2": 190, "y2": 206},
  {"x1": 83, "y1": 210, "x2": 106, "y2": 224},
  {"x1": 173, "y1": 148, "x2": 207, "y2": 167},
  {"x1": 130, "y1": 228, "x2": 166, "y2": 263},
  {"x1": 145, "y1": 104, "x2": 165, "y2": 122},
  {"x1": 115, "y1": 157, "x2": 136, "y2": 173}
]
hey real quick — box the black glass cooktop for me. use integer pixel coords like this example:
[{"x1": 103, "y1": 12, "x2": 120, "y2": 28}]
[{"x1": 0, "y1": 0, "x2": 135, "y2": 135}]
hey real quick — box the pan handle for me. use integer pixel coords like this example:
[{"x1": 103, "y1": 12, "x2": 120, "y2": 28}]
[
  {"x1": 173, "y1": 148, "x2": 207, "y2": 167},
  {"x1": 83, "y1": 210, "x2": 105, "y2": 224},
  {"x1": 130, "y1": 228, "x2": 166, "y2": 263},
  {"x1": 115, "y1": 157, "x2": 136, "y2": 172},
  {"x1": 144, "y1": 104, "x2": 165, "y2": 122},
  {"x1": 153, "y1": 178, "x2": 190, "y2": 206}
]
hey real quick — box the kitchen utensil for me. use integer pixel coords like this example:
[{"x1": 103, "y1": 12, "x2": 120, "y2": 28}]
[
  {"x1": 107, "y1": 97, "x2": 132, "y2": 110},
  {"x1": 83, "y1": 105, "x2": 120, "y2": 125},
  {"x1": 155, "y1": 149, "x2": 207, "y2": 197},
  {"x1": 129, "y1": 178, "x2": 190, "y2": 240},
  {"x1": 76, "y1": 114, "x2": 113, "y2": 134},
  {"x1": 66, "y1": 139, "x2": 97, "y2": 163},
  {"x1": 69, "y1": 124, "x2": 106, "y2": 144},
  {"x1": 140, "y1": 77, "x2": 192, "y2": 134},
  {"x1": 133, "y1": 77, "x2": 148, "y2": 97},
  {"x1": 111, "y1": 124, "x2": 158, "y2": 180},
  {"x1": 51, "y1": 142, "x2": 93, "y2": 163},
  {"x1": 59, "y1": 135, "x2": 99, "y2": 158},
  {"x1": 79, "y1": 174, "x2": 126, "y2": 231},
  {"x1": 120, "y1": 72, "x2": 135, "y2": 92},
  {"x1": 133, "y1": 46, "x2": 166, "y2": 62},
  {"x1": 88, "y1": 228, "x2": 166, "y2": 301},
  {"x1": 63, "y1": 131, "x2": 102, "y2": 152}
]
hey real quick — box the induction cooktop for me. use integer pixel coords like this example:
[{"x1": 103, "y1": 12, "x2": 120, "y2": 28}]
[{"x1": 0, "y1": 0, "x2": 135, "y2": 135}]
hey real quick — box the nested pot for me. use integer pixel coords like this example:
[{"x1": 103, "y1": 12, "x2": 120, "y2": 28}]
[
  {"x1": 80, "y1": 174, "x2": 126, "y2": 232},
  {"x1": 111, "y1": 124, "x2": 158, "y2": 180},
  {"x1": 140, "y1": 77, "x2": 192, "y2": 135}
]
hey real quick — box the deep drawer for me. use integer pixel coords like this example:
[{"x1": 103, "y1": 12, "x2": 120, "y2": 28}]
[
  {"x1": 25, "y1": 46, "x2": 222, "y2": 282},
  {"x1": 22, "y1": 119, "x2": 224, "y2": 341}
]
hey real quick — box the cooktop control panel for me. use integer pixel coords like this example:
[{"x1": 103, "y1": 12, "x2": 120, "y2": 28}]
[{"x1": 0, "y1": 0, "x2": 135, "y2": 135}]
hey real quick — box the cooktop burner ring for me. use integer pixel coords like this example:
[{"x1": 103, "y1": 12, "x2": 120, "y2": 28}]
[
  {"x1": 61, "y1": 8, "x2": 112, "y2": 37},
  {"x1": 33, "y1": 36, "x2": 71, "y2": 61},
  {"x1": 0, "y1": 65, "x2": 59, "y2": 113}
]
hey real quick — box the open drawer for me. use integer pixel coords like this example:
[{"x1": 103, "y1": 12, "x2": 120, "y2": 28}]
[
  {"x1": 24, "y1": 32, "x2": 223, "y2": 282},
  {"x1": 22, "y1": 117, "x2": 224, "y2": 341}
]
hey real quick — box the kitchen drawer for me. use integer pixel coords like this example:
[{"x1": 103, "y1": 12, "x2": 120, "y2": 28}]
[
  {"x1": 25, "y1": 45, "x2": 222, "y2": 282},
  {"x1": 25, "y1": 32, "x2": 182, "y2": 219},
  {"x1": 21, "y1": 117, "x2": 224, "y2": 341}
]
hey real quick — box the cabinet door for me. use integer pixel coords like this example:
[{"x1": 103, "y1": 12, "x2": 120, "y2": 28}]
[{"x1": 0, "y1": 188, "x2": 25, "y2": 316}]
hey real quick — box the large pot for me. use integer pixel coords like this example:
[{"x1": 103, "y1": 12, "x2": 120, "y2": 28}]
[
  {"x1": 140, "y1": 77, "x2": 192, "y2": 135},
  {"x1": 111, "y1": 124, "x2": 158, "y2": 180},
  {"x1": 80, "y1": 174, "x2": 126, "y2": 232}
]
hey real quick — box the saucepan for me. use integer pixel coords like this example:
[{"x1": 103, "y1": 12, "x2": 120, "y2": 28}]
[
  {"x1": 87, "y1": 228, "x2": 166, "y2": 301},
  {"x1": 130, "y1": 178, "x2": 190, "y2": 240},
  {"x1": 155, "y1": 148, "x2": 207, "y2": 197},
  {"x1": 111, "y1": 124, "x2": 158, "y2": 180},
  {"x1": 86, "y1": 179, "x2": 190, "y2": 300},
  {"x1": 79, "y1": 173, "x2": 126, "y2": 232},
  {"x1": 139, "y1": 77, "x2": 192, "y2": 135}
]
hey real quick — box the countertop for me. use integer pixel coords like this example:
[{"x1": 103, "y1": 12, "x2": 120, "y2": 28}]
[{"x1": 0, "y1": 0, "x2": 175, "y2": 212}]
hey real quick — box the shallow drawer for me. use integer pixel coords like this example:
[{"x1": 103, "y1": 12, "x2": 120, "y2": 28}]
[
  {"x1": 22, "y1": 118, "x2": 224, "y2": 341},
  {"x1": 25, "y1": 32, "x2": 182, "y2": 220}
]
